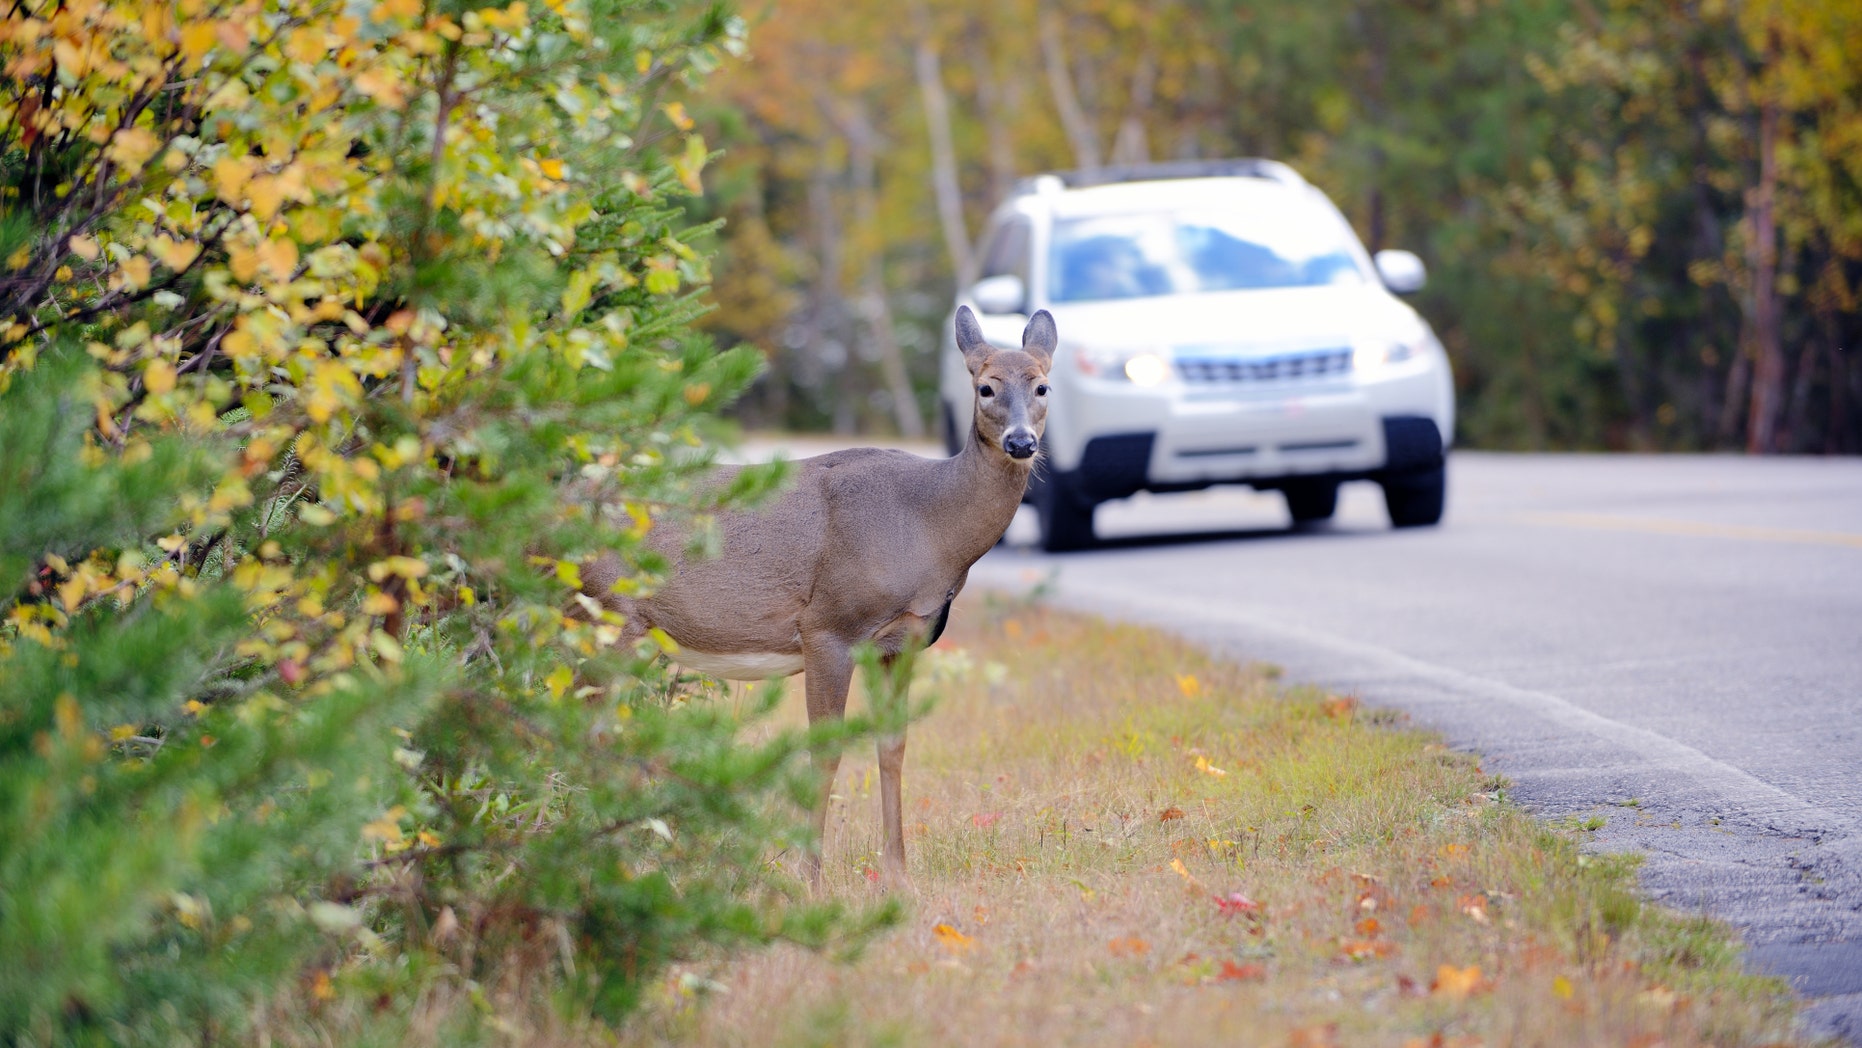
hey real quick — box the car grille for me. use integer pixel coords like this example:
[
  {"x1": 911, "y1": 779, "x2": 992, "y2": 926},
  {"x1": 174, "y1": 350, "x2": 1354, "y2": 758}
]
[{"x1": 1174, "y1": 347, "x2": 1353, "y2": 385}]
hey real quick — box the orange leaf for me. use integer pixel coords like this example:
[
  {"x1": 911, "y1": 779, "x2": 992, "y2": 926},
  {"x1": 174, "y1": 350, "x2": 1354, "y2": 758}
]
[
  {"x1": 1108, "y1": 936, "x2": 1150, "y2": 957},
  {"x1": 1159, "y1": 807, "x2": 1186, "y2": 822},
  {"x1": 1217, "y1": 960, "x2": 1266, "y2": 982},
  {"x1": 1322, "y1": 695, "x2": 1359, "y2": 720},
  {"x1": 1339, "y1": 938, "x2": 1396, "y2": 961},
  {"x1": 1175, "y1": 673, "x2": 1201, "y2": 698},
  {"x1": 1355, "y1": 916, "x2": 1381, "y2": 936},
  {"x1": 1432, "y1": 964, "x2": 1483, "y2": 998},
  {"x1": 932, "y1": 923, "x2": 974, "y2": 953}
]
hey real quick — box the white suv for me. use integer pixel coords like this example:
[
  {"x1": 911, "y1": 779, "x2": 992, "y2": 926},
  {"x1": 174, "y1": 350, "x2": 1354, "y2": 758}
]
[{"x1": 938, "y1": 160, "x2": 1456, "y2": 551}]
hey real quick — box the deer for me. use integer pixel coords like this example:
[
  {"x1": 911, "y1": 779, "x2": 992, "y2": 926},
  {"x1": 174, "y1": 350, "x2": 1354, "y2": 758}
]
[{"x1": 582, "y1": 306, "x2": 1056, "y2": 887}]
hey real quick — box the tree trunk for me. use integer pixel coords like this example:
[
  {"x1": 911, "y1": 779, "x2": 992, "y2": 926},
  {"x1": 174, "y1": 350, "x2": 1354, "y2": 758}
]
[
  {"x1": 912, "y1": 31, "x2": 977, "y2": 289},
  {"x1": 807, "y1": 152, "x2": 856, "y2": 435},
  {"x1": 1040, "y1": 9, "x2": 1100, "y2": 171},
  {"x1": 1108, "y1": 52, "x2": 1156, "y2": 166},
  {"x1": 1744, "y1": 30, "x2": 1784, "y2": 454},
  {"x1": 972, "y1": 39, "x2": 1020, "y2": 205},
  {"x1": 835, "y1": 97, "x2": 926, "y2": 439}
]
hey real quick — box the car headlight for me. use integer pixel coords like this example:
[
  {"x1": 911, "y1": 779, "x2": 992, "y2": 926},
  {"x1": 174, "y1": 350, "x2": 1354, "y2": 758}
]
[
  {"x1": 1069, "y1": 345, "x2": 1172, "y2": 387},
  {"x1": 1352, "y1": 337, "x2": 1420, "y2": 372}
]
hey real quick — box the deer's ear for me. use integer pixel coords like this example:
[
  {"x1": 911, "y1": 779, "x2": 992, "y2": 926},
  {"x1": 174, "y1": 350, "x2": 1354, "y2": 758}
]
[
  {"x1": 1021, "y1": 309, "x2": 1057, "y2": 368},
  {"x1": 955, "y1": 305, "x2": 993, "y2": 375}
]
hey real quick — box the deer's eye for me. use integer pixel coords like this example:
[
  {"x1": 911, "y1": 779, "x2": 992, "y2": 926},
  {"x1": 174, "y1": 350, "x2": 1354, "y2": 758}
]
[
  {"x1": 977, "y1": 384, "x2": 995, "y2": 398},
  {"x1": 1035, "y1": 384, "x2": 1049, "y2": 397}
]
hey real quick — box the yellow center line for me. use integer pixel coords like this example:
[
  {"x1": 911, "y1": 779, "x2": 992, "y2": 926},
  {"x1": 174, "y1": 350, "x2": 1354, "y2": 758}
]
[{"x1": 1517, "y1": 511, "x2": 1862, "y2": 550}]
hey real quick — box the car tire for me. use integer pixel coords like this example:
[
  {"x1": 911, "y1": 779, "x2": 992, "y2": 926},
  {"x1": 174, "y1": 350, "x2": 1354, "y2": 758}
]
[
  {"x1": 1281, "y1": 479, "x2": 1339, "y2": 527},
  {"x1": 1379, "y1": 463, "x2": 1446, "y2": 528},
  {"x1": 1036, "y1": 469, "x2": 1095, "y2": 552}
]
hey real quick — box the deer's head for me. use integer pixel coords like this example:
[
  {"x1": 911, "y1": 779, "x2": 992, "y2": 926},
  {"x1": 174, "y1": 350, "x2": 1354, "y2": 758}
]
[{"x1": 955, "y1": 305, "x2": 1055, "y2": 462}]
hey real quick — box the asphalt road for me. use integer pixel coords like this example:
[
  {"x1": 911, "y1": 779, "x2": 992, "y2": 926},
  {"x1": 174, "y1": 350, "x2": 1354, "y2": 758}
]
[{"x1": 963, "y1": 452, "x2": 1862, "y2": 1043}]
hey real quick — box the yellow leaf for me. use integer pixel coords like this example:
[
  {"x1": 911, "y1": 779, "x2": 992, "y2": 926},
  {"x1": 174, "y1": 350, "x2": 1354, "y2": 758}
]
[
  {"x1": 546, "y1": 664, "x2": 574, "y2": 700},
  {"x1": 67, "y1": 234, "x2": 99, "y2": 261},
  {"x1": 1175, "y1": 673, "x2": 1201, "y2": 698},
  {"x1": 106, "y1": 127, "x2": 160, "y2": 168},
  {"x1": 151, "y1": 237, "x2": 201, "y2": 271},
  {"x1": 114, "y1": 256, "x2": 152, "y2": 291},
  {"x1": 663, "y1": 101, "x2": 694, "y2": 131},
  {"x1": 109, "y1": 724, "x2": 137, "y2": 742},
  {"x1": 361, "y1": 590, "x2": 399, "y2": 615},
  {"x1": 212, "y1": 156, "x2": 254, "y2": 204},
  {"x1": 180, "y1": 22, "x2": 216, "y2": 67},
  {"x1": 537, "y1": 157, "x2": 564, "y2": 180},
  {"x1": 1552, "y1": 975, "x2": 1574, "y2": 1000},
  {"x1": 361, "y1": 807, "x2": 406, "y2": 842},
  {"x1": 255, "y1": 237, "x2": 298, "y2": 279},
  {"x1": 144, "y1": 358, "x2": 177, "y2": 394},
  {"x1": 371, "y1": 0, "x2": 421, "y2": 21},
  {"x1": 553, "y1": 560, "x2": 582, "y2": 589},
  {"x1": 1193, "y1": 754, "x2": 1227, "y2": 777},
  {"x1": 647, "y1": 627, "x2": 680, "y2": 654},
  {"x1": 932, "y1": 923, "x2": 974, "y2": 952}
]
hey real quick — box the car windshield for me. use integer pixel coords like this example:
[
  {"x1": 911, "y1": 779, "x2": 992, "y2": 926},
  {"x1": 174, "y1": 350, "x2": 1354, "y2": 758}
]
[{"x1": 1046, "y1": 204, "x2": 1367, "y2": 303}]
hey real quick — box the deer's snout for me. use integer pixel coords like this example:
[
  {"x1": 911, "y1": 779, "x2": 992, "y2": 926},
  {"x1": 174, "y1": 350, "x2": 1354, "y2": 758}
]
[{"x1": 1003, "y1": 428, "x2": 1038, "y2": 460}]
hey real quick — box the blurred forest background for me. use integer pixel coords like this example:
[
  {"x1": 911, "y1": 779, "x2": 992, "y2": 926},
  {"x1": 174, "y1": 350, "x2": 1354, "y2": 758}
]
[{"x1": 695, "y1": 0, "x2": 1862, "y2": 454}]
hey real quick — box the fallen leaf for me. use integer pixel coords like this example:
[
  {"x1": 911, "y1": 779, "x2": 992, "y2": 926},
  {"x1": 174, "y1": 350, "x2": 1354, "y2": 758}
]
[
  {"x1": 1160, "y1": 807, "x2": 1186, "y2": 822},
  {"x1": 1108, "y1": 936, "x2": 1150, "y2": 957},
  {"x1": 1355, "y1": 917, "x2": 1381, "y2": 936},
  {"x1": 1215, "y1": 892, "x2": 1260, "y2": 916},
  {"x1": 1551, "y1": 974, "x2": 1574, "y2": 1000},
  {"x1": 1432, "y1": 963, "x2": 1483, "y2": 998},
  {"x1": 932, "y1": 923, "x2": 974, "y2": 953},
  {"x1": 1458, "y1": 893, "x2": 1489, "y2": 923},
  {"x1": 1339, "y1": 938, "x2": 1396, "y2": 961},
  {"x1": 1217, "y1": 960, "x2": 1266, "y2": 982},
  {"x1": 1193, "y1": 754, "x2": 1228, "y2": 777},
  {"x1": 1322, "y1": 695, "x2": 1359, "y2": 720}
]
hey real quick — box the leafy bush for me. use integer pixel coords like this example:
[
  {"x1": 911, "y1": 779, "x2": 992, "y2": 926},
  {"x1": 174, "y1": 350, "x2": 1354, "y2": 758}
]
[{"x1": 0, "y1": 1, "x2": 891, "y2": 1043}]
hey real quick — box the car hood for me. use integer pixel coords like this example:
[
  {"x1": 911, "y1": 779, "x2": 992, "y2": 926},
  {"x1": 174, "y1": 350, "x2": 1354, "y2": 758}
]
[{"x1": 1039, "y1": 285, "x2": 1429, "y2": 354}]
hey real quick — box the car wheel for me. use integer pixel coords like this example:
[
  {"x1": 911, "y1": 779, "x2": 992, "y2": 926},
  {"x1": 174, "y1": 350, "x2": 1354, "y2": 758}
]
[
  {"x1": 1281, "y1": 479, "x2": 1339, "y2": 527},
  {"x1": 1036, "y1": 469, "x2": 1095, "y2": 552},
  {"x1": 1379, "y1": 463, "x2": 1445, "y2": 528},
  {"x1": 941, "y1": 401, "x2": 964, "y2": 457}
]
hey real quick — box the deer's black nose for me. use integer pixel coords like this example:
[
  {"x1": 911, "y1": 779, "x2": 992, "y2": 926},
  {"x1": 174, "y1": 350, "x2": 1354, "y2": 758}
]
[{"x1": 1003, "y1": 431, "x2": 1038, "y2": 459}]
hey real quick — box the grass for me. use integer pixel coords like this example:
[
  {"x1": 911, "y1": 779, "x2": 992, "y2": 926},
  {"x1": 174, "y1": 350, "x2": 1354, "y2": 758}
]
[{"x1": 628, "y1": 592, "x2": 1810, "y2": 1047}]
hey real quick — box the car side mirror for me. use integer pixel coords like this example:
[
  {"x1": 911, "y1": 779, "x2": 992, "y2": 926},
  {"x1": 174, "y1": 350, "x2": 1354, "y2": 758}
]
[
  {"x1": 970, "y1": 274, "x2": 1027, "y2": 316},
  {"x1": 1374, "y1": 250, "x2": 1426, "y2": 294}
]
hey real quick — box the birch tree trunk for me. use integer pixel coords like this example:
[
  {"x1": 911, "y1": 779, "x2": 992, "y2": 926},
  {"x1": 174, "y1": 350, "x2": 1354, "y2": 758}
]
[
  {"x1": 913, "y1": 30, "x2": 977, "y2": 289},
  {"x1": 835, "y1": 97, "x2": 927, "y2": 438},
  {"x1": 1040, "y1": 9, "x2": 1100, "y2": 171},
  {"x1": 1744, "y1": 34, "x2": 1784, "y2": 454}
]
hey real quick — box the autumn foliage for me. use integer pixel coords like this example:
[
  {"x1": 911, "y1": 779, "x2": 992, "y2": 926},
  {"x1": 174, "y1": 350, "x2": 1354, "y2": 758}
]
[{"x1": 0, "y1": 0, "x2": 889, "y2": 1042}]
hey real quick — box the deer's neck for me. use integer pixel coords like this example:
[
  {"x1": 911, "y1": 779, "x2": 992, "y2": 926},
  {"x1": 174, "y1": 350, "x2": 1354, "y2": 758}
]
[{"x1": 932, "y1": 419, "x2": 1034, "y2": 568}]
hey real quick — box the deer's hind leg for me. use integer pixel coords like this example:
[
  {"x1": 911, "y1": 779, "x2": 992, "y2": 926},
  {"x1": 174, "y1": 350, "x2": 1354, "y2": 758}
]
[{"x1": 801, "y1": 639, "x2": 854, "y2": 890}]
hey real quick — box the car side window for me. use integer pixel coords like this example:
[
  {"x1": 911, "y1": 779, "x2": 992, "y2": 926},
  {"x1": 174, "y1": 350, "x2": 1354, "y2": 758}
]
[{"x1": 980, "y1": 219, "x2": 1031, "y2": 282}]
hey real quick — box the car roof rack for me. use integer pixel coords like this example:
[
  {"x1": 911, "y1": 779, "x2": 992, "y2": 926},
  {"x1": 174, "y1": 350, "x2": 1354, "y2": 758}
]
[{"x1": 1012, "y1": 158, "x2": 1306, "y2": 196}]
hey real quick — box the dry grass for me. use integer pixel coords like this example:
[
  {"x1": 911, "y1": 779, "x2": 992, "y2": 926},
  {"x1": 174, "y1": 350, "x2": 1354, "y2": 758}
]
[{"x1": 629, "y1": 592, "x2": 1809, "y2": 1048}]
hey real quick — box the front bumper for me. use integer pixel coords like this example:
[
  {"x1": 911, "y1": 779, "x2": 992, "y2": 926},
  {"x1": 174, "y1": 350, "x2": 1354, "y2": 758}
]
[{"x1": 1048, "y1": 360, "x2": 1450, "y2": 496}]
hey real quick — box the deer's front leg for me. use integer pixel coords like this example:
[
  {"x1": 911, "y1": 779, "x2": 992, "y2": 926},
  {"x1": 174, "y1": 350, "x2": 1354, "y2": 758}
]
[
  {"x1": 801, "y1": 640, "x2": 854, "y2": 890},
  {"x1": 877, "y1": 727, "x2": 909, "y2": 887}
]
